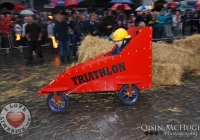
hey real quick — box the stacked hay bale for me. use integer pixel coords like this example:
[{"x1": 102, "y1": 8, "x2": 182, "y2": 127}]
[
  {"x1": 152, "y1": 42, "x2": 196, "y2": 85},
  {"x1": 173, "y1": 34, "x2": 200, "y2": 70},
  {"x1": 152, "y1": 63, "x2": 183, "y2": 85},
  {"x1": 77, "y1": 36, "x2": 115, "y2": 63},
  {"x1": 75, "y1": 35, "x2": 200, "y2": 86}
]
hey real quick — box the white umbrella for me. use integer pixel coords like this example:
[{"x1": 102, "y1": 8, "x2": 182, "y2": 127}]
[
  {"x1": 135, "y1": 6, "x2": 152, "y2": 11},
  {"x1": 20, "y1": 10, "x2": 35, "y2": 16}
]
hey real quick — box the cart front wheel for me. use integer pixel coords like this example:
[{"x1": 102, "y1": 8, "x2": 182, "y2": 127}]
[
  {"x1": 119, "y1": 84, "x2": 140, "y2": 105},
  {"x1": 47, "y1": 92, "x2": 69, "y2": 113}
]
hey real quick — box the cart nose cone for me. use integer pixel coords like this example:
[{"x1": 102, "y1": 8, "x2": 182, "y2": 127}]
[{"x1": 38, "y1": 89, "x2": 44, "y2": 95}]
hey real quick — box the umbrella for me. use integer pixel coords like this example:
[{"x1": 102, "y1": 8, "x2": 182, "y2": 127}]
[
  {"x1": 179, "y1": 1, "x2": 186, "y2": 7},
  {"x1": 135, "y1": 6, "x2": 152, "y2": 11},
  {"x1": 49, "y1": 0, "x2": 65, "y2": 6},
  {"x1": 20, "y1": 10, "x2": 35, "y2": 16},
  {"x1": 50, "y1": 0, "x2": 79, "y2": 7},
  {"x1": 13, "y1": 5, "x2": 25, "y2": 11},
  {"x1": 77, "y1": 0, "x2": 84, "y2": 3},
  {"x1": 65, "y1": 0, "x2": 78, "y2": 6},
  {"x1": 95, "y1": 7, "x2": 105, "y2": 12},
  {"x1": 153, "y1": 0, "x2": 167, "y2": 11},
  {"x1": 111, "y1": 4, "x2": 131, "y2": 11},
  {"x1": 110, "y1": 0, "x2": 133, "y2": 5},
  {"x1": 163, "y1": 2, "x2": 179, "y2": 9},
  {"x1": 26, "y1": 8, "x2": 38, "y2": 13},
  {"x1": 195, "y1": 1, "x2": 200, "y2": 7},
  {"x1": 176, "y1": 5, "x2": 194, "y2": 11},
  {"x1": 0, "y1": 2, "x2": 14, "y2": 10}
]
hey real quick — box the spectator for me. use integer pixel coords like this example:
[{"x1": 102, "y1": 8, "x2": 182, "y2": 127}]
[
  {"x1": 47, "y1": 19, "x2": 56, "y2": 53},
  {"x1": 83, "y1": 14, "x2": 99, "y2": 36},
  {"x1": 96, "y1": 14, "x2": 103, "y2": 25},
  {"x1": 72, "y1": 12, "x2": 84, "y2": 59},
  {"x1": 0, "y1": 20, "x2": 11, "y2": 48},
  {"x1": 136, "y1": 9, "x2": 152, "y2": 26},
  {"x1": 192, "y1": 13, "x2": 199, "y2": 33},
  {"x1": 22, "y1": 17, "x2": 28, "y2": 46},
  {"x1": 127, "y1": 13, "x2": 136, "y2": 28},
  {"x1": 41, "y1": 20, "x2": 48, "y2": 45},
  {"x1": 66, "y1": 16, "x2": 73, "y2": 45},
  {"x1": 172, "y1": 11, "x2": 181, "y2": 37},
  {"x1": 122, "y1": 20, "x2": 128, "y2": 30},
  {"x1": 183, "y1": 12, "x2": 192, "y2": 36},
  {"x1": 196, "y1": 7, "x2": 200, "y2": 33},
  {"x1": 54, "y1": 13, "x2": 71, "y2": 64},
  {"x1": 63, "y1": 9, "x2": 70, "y2": 17},
  {"x1": 117, "y1": 12, "x2": 126, "y2": 21},
  {"x1": 35, "y1": 13, "x2": 41, "y2": 25},
  {"x1": 156, "y1": 11, "x2": 166, "y2": 39},
  {"x1": 1, "y1": 7, "x2": 11, "y2": 16},
  {"x1": 164, "y1": 13, "x2": 173, "y2": 38},
  {"x1": 149, "y1": 15, "x2": 158, "y2": 38},
  {"x1": 14, "y1": 19, "x2": 22, "y2": 46},
  {"x1": 100, "y1": 11, "x2": 116, "y2": 39},
  {"x1": 25, "y1": 16, "x2": 43, "y2": 64},
  {"x1": 116, "y1": 20, "x2": 126, "y2": 29},
  {"x1": 78, "y1": 14, "x2": 86, "y2": 40},
  {"x1": 138, "y1": 21, "x2": 146, "y2": 28}
]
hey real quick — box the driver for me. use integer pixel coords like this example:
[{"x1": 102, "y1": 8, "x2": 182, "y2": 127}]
[{"x1": 110, "y1": 28, "x2": 131, "y2": 56}]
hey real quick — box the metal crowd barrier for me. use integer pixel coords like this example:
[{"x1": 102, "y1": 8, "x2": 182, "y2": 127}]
[
  {"x1": 0, "y1": 31, "x2": 12, "y2": 53},
  {"x1": 11, "y1": 34, "x2": 29, "y2": 53}
]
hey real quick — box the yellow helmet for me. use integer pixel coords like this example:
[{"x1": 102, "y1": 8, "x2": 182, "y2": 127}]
[{"x1": 112, "y1": 28, "x2": 131, "y2": 41}]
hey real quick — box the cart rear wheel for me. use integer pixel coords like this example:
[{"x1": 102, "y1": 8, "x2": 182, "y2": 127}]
[
  {"x1": 119, "y1": 85, "x2": 140, "y2": 105},
  {"x1": 47, "y1": 92, "x2": 69, "y2": 113}
]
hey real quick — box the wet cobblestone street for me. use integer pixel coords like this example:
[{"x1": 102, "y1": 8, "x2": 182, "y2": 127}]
[{"x1": 0, "y1": 50, "x2": 200, "y2": 140}]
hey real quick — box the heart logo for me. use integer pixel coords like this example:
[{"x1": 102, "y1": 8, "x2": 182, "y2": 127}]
[{"x1": 6, "y1": 112, "x2": 25, "y2": 128}]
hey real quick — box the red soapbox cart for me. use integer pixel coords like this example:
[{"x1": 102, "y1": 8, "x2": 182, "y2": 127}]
[{"x1": 38, "y1": 27, "x2": 152, "y2": 113}]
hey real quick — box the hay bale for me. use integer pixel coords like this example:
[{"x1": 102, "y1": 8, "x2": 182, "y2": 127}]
[
  {"x1": 173, "y1": 35, "x2": 200, "y2": 70},
  {"x1": 152, "y1": 42, "x2": 198, "y2": 71},
  {"x1": 153, "y1": 63, "x2": 184, "y2": 85},
  {"x1": 173, "y1": 34, "x2": 200, "y2": 52},
  {"x1": 77, "y1": 35, "x2": 115, "y2": 62}
]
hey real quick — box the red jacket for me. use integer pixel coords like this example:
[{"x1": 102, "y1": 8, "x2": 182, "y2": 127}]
[{"x1": 0, "y1": 23, "x2": 11, "y2": 38}]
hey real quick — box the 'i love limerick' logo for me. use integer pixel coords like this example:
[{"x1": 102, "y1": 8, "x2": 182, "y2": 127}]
[{"x1": 0, "y1": 103, "x2": 31, "y2": 134}]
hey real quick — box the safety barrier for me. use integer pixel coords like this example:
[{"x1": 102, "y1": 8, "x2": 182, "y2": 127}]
[
  {"x1": 11, "y1": 33, "x2": 29, "y2": 53},
  {"x1": 0, "y1": 31, "x2": 12, "y2": 53}
]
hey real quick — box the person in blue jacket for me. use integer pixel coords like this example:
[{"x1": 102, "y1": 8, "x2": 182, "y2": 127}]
[
  {"x1": 164, "y1": 13, "x2": 173, "y2": 38},
  {"x1": 156, "y1": 10, "x2": 166, "y2": 39}
]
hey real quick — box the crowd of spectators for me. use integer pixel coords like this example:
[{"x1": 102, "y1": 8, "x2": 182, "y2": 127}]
[{"x1": 1, "y1": 6, "x2": 200, "y2": 63}]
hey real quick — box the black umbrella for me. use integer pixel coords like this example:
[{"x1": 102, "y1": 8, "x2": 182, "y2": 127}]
[
  {"x1": 153, "y1": 0, "x2": 167, "y2": 11},
  {"x1": 0, "y1": 2, "x2": 14, "y2": 10}
]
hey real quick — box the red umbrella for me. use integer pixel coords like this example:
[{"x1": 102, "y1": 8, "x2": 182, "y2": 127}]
[
  {"x1": 65, "y1": 0, "x2": 78, "y2": 6},
  {"x1": 163, "y1": 2, "x2": 179, "y2": 9},
  {"x1": 49, "y1": 0, "x2": 79, "y2": 7},
  {"x1": 111, "y1": 4, "x2": 132, "y2": 11},
  {"x1": 195, "y1": 1, "x2": 200, "y2": 7},
  {"x1": 13, "y1": 5, "x2": 25, "y2": 10}
]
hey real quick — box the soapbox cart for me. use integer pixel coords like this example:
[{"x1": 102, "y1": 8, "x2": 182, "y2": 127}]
[{"x1": 38, "y1": 27, "x2": 152, "y2": 113}]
